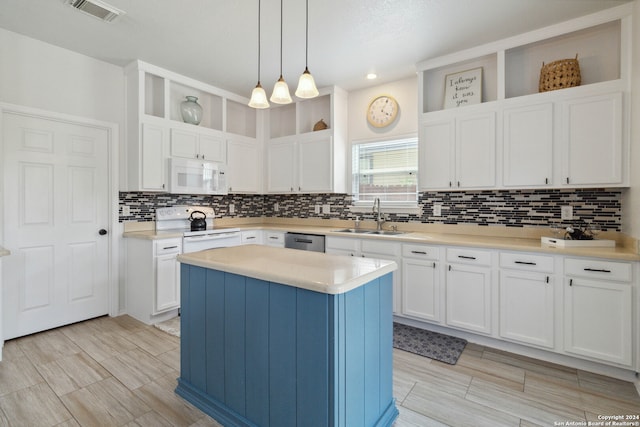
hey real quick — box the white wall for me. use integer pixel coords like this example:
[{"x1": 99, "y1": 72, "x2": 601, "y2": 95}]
[
  {"x1": 347, "y1": 76, "x2": 418, "y2": 142},
  {"x1": 0, "y1": 28, "x2": 124, "y2": 126},
  {"x1": 622, "y1": 0, "x2": 640, "y2": 244}
]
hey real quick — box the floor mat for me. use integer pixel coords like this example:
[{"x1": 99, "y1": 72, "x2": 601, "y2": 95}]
[{"x1": 393, "y1": 322, "x2": 467, "y2": 365}]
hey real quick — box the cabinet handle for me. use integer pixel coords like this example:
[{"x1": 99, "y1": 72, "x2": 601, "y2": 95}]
[
  {"x1": 411, "y1": 250, "x2": 427, "y2": 255},
  {"x1": 246, "y1": 236, "x2": 256, "y2": 240},
  {"x1": 545, "y1": 178, "x2": 548, "y2": 184},
  {"x1": 432, "y1": 262, "x2": 436, "y2": 268},
  {"x1": 162, "y1": 183, "x2": 165, "y2": 189},
  {"x1": 458, "y1": 255, "x2": 476, "y2": 260},
  {"x1": 294, "y1": 238, "x2": 312, "y2": 244},
  {"x1": 448, "y1": 265, "x2": 452, "y2": 271},
  {"x1": 229, "y1": 187, "x2": 233, "y2": 191},
  {"x1": 298, "y1": 186, "x2": 301, "y2": 191},
  {"x1": 515, "y1": 261, "x2": 537, "y2": 266},
  {"x1": 269, "y1": 236, "x2": 279, "y2": 240},
  {"x1": 546, "y1": 276, "x2": 549, "y2": 283},
  {"x1": 449, "y1": 181, "x2": 452, "y2": 187},
  {"x1": 290, "y1": 187, "x2": 294, "y2": 192},
  {"x1": 457, "y1": 181, "x2": 460, "y2": 187},
  {"x1": 584, "y1": 268, "x2": 611, "y2": 273},
  {"x1": 566, "y1": 177, "x2": 570, "y2": 184},
  {"x1": 163, "y1": 245, "x2": 178, "y2": 250},
  {"x1": 569, "y1": 279, "x2": 573, "y2": 286}
]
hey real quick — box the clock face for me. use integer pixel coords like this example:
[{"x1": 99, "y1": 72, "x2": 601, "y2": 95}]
[{"x1": 367, "y1": 95, "x2": 399, "y2": 128}]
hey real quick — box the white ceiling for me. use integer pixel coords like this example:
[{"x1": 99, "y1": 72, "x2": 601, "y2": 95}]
[{"x1": 0, "y1": 0, "x2": 631, "y2": 98}]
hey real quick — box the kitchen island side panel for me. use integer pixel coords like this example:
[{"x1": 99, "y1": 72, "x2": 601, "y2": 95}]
[{"x1": 176, "y1": 264, "x2": 397, "y2": 427}]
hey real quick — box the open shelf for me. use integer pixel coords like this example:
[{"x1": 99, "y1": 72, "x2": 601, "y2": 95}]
[
  {"x1": 226, "y1": 100, "x2": 257, "y2": 138},
  {"x1": 298, "y1": 94, "x2": 331, "y2": 134},
  {"x1": 421, "y1": 53, "x2": 498, "y2": 114},
  {"x1": 505, "y1": 20, "x2": 621, "y2": 99},
  {"x1": 269, "y1": 103, "x2": 296, "y2": 139},
  {"x1": 144, "y1": 73, "x2": 165, "y2": 118},
  {"x1": 169, "y1": 81, "x2": 223, "y2": 130}
]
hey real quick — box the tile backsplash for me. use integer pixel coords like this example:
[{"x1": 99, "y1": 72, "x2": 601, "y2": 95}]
[{"x1": 119, "y1": 188, "x2": 621, "y2": 231}]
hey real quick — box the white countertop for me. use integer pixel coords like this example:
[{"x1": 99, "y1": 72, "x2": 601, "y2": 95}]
[
  {"x1": 124, "y1": 221, "x2": 640, "y2": 262},
  {"x1": 177, "y1": 244, "x2": 397, "y2": 295}
]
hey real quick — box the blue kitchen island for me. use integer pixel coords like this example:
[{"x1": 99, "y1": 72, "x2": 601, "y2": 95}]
[{"x1": 176, "y1": 244, "x2": 398, "y2": 427}]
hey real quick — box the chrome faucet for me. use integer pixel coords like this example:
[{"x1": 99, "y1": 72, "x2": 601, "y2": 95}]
[{"x1": 373, "y1": 198, "x2": 385, "y2": 231}]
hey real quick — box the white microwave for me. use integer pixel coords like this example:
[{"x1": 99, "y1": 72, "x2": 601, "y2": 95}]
[{"x1": 169, "y1": 158, "x2": 228, "y2": 195}]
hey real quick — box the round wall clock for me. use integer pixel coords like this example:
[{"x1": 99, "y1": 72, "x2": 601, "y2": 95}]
[{"x1": 367, "y1": 95, "x2": 399, "y2": 128}]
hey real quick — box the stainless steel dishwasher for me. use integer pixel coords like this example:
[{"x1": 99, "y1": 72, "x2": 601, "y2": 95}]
[{"x1": 284, "y1": 232, "x2": 325, "y2": 252}]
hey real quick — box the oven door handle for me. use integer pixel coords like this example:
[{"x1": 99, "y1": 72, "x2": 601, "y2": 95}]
[{"x1": 184, "y1": 232, "x2": 239, "y2": 241}]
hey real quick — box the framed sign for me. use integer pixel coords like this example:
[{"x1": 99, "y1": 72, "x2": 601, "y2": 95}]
[{"x1": 443, "y1": 67, "x2": 482, "y2": 109}]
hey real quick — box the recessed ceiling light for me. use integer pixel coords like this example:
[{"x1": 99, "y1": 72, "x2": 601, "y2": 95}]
[{"x1": 366, "y1": 73, "x2": 378, "y2": 80}]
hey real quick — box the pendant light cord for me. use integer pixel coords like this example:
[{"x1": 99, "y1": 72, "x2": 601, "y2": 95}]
[
  {"x1": 279, "y1": 0, "x2": 284, "y2": 77},
  {"x1": 257, "y1": 0, "x2": 261, "y2": 82},
  {"x1": 305, "y1": 0, "x2": 309, "y2": 68}
]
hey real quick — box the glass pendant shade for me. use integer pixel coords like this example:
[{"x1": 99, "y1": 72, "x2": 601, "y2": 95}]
[
  {"x1": 271, "y1": 76, "x2": 293, "y2": 104},
  {"x1": 295, "y1": 67, "x2": 319, "y2": 98},
  {"x1": 249, "y1": 82, "x2": 269, "y2": 109}
]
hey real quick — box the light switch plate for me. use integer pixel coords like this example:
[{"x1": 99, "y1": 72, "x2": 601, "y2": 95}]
[
  {"x1": 274, "y1": 202, "x2": 279, "y2": 212},
  {"x1": 433, "y1": 204, "x2": 442, "y2": 216},
  {"x1": 229, "y1": 203, "x2": 235, "y2": 214},
  {"x1": 315, "y1": 204, "x2": 321, "y2": 214},
  {"x1": 121, "y1": 205, "x2": 130, "y2": 216},
  {"x1": 561, "y1": 205, "x2": 573, "y2": 220},
  {"x1": 322, "y1": 204, "x2": 331, "y2": 214}
]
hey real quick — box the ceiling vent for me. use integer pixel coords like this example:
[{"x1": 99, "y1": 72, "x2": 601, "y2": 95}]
[{"x1": 66, "y1": 0, "x2": 124, "y2": 22}]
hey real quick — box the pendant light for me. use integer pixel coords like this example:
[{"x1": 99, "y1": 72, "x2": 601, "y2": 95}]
[
  {"x1": 295, "y1": 0, "x2": 319, "y2": 98},
  {"x1": 270, "y1": 0, "x2": 292, "y2": 104},
  {"x1": 249, "y1": 0, "x2": 269, "y2": 109}
]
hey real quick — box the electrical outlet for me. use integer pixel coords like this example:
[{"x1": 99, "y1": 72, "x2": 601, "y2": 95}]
[
  {"x1": 229, "y1": 203, "x2": 235, "y2": 214},
  {"x1": 561, "y1": 205, "x2": 573, "y2": 220},
  {"x1": 433, "y1": 204, "x2": 442, "y2": 216},
  {"x1": 315, "y1": 204, "x2": 321, "y2": 214},
  {"x1": 273, "y1": 202, "x2": 279, "y2": 212},
  {"x1": 322, "y1": 204, "x2": 331, "y2": 214},
  {"x1": 121, "y1": 205, "x2": 130, "y2": 216}
]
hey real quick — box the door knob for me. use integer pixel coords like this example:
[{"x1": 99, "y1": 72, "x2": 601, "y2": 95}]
[{"x1": 99, "y1": 229, "x2": 108, "y2": 235}]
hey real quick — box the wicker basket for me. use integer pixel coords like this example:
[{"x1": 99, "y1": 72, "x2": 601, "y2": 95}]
[
  {"x1": 313, "y1": 119, "x2": 328, "y2": 131},
  {"x1": 538, "y1": 54, "x2": 581, "y2": 92}
]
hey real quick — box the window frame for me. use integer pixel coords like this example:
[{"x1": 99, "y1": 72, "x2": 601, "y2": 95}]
[{"x1": 349, "y1": 133, "x2": 420, "y2": 213}]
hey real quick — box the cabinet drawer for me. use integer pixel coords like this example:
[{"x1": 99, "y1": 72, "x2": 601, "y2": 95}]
[
  {"x1": 264, "y1": 231, "x2": 284, "y2": 244},
  {"x1": 155, "y1": 239, "x2": 182, "y2": 255},
  {"x1": 500, "y1": 252, "x2": 554, "y2": 273},
  {"x1": 326, "y1": 237, "x2": 359, "y2": 252},
  {"x1": 447, "y1": 248, "x2": 492, "y2": 266},
  {"x1": 241, "y1": 230, "x2": 261, "y2": 244},
  {"x1": 565, "y1": 258, "x2": 632, "y2": 282},
  {"x1": 361, "y1": 239, "x2": 401, "y2": 256},
  {"x1": 402, "y1": 244, "x2": 439, "y2": 260}
]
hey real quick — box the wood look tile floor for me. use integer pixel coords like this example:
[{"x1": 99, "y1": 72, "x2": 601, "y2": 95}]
[{"x1": 0, "y1": 315, "x2": 638, "y2": 427}]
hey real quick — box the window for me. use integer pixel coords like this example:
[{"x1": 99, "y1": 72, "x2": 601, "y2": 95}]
[{"x1": 352, "y1": 136, "x2": 418, "y2": 205}]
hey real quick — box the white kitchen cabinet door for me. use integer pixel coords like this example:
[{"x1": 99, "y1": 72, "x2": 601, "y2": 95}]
[
  {"x1": 266, "y1": 139, "x2": 296, "y2": 192},
  {"x1": 446, "y1": 263, "x2": 492, "y2": 335},
  {"x1": 198, "y1": 133, "x2": 226, "y2": 162},
  {"x1": 503, "y1": 103, "x2": 553, "y2": 187},
  {"x1": 402, "y1": 258, "x2": 440, "y2": 322},
  {"x1": 171, "y1": 128, "x2": 226, "y2": 162},
  {"x1": 419, "y1": 119, "x2": 454, "y2": 190},
  {"x1": 562, "y1": 92, "x2": 623, "y2": 186},
  {"x1": 456, "y1": 111, "x2": 496, "y2": 189},
  {"x1": 499, "y1": 270, "x2": 554, "y2": 349},
  {"x1": 298, "y1": 135, "x2": 333, "y2": 193},
  {"x1": 361, "y1": 240, "x2": 402, "y2": 314},
  {"x1": 140, "y1": 122, "x2": 168, "y2": 191},
  {"x1": 564, "y1": 277, "x2": 632, "y2": 366},
  {"x1": 227, "y1": 137, "x2": 262, "y2": 193},
  {"x1": 155, "y1": 253, "x2": 180, "y2": 313}
]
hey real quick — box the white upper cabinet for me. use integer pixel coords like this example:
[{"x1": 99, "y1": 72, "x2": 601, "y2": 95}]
[
  {"x1": 265, "y1": 87, "x2": 347, "y2": 194},
  {"x1": 561, "y1": 92, "x2": 623, "y2": 186},
  {"x1": 503, "y1": 102, "x2": 554, "y2": 187},
  {"x1": 227, "y1": 136, "x2": 262, "y2": 194},
  {"x1": 124, "y1": 60, "x2": 259, "y2": 192},
  {"x1": 417, "y1": 4, "x2": 631, "y2": 191}
]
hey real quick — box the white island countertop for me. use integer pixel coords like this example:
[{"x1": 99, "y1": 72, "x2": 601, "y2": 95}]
[{"x1": 177, "y1": 244, "x2": 397, "y2": 295}]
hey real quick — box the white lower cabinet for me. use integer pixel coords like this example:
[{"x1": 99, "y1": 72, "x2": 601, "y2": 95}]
[
  {"x1": 326, "y1": 236, "x2": 401, "y2": 313},
  {"x1": 499, "y1": 252, "x2": 555, "y2": 349},
  {"x1": 126, "y1": 237, "x2": 181, "y2": 325},
  {"x1": 445, "y1": 248, "x2": 493, "y2": 335},
  {"x1": 240, "y1": 229, "x2": 263, "y2": 245},
  {"x1": 263, "y1": 231, "x2": 285, "y2": 247},
  {"x1": 563, "y1": 258, "x2": 633, "y2": 367},
  {"x1": 401, "y1": 244, "x2": 441, "y2": 323}
]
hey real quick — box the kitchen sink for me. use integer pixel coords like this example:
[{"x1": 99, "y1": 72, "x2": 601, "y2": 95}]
[
  {"x1": 333, "y1": 229, "x2": 405, "y2": 236},
  {"x1": 368, "y1": 230, "x2": 405, "y2": 235}
]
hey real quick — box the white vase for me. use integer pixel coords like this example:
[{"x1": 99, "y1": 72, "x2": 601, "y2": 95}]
[{"x1": 180, "y1": 96, "x2": 203, "y2": 125}]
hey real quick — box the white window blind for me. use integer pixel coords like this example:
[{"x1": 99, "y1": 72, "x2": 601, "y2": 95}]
[{"x1": 352, "y1": 137, "x2": 418, "y2": 203}]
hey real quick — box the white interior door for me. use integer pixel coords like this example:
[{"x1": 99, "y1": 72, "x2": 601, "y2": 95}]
[{"x1": 2, "y1": 112, "x2": 110, "y2": 340}]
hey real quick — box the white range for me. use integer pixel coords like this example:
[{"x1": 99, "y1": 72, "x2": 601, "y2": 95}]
[{"x1": 155, "y1": 205, "x2": 241, "y2": 253}]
